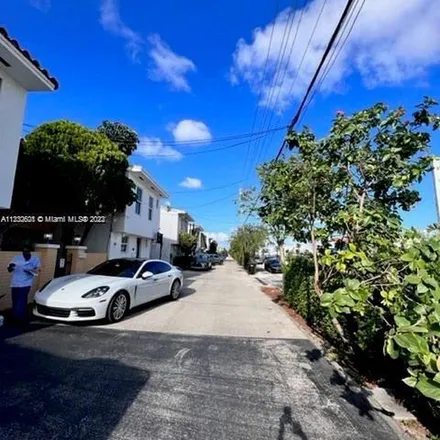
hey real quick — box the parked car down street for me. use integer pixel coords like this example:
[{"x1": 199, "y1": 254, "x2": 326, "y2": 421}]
[
  {"x1": 264, "y1": 258, "x2": 282, "y2": 273},
  {"x1": 33, "y1": 258, "x2": 183, "y2": 323},
  {"x1": 191, "y1": 253, "x2": 212, "y2": 270},
  {"x1": 207, "y1": 253, "x2": 224, "y2": 265}
]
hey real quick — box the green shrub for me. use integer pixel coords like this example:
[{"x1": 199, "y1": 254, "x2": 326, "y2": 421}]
[{"x1": 283, "y1": 255, "x2": 337, "y2": 341}]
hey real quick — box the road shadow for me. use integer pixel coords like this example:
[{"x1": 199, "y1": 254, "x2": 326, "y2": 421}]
[
  {"x1": 183, "y1": 269, "x2": 213, "y2": 286},
  {"x1": 329, "y1": 370, "x2": 394, "y2": 420},
  {"x1": 278, "y1": 406, "x2": 308, "y2": 440},
  {"x1": 29, "y1": 286, "x2": 198, "y2": 329},
  {"x1": 114, "y1": 287, "x2": 197, "y2": 324},
  {"x1": 0, "y1": 339, "x2": 149, "y2": 439},
  {"x1": 305, "y1": 348, "x2": 322, "y2": 362},
  {"x1": 0, "y1": 320, "x2": 54, "y2": 341},
  {"x1": 300, "y1": 345, "x2": 395, "y2": 422}
]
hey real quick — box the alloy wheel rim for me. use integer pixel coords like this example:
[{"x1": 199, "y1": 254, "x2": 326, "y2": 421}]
[
  {"x1": 113, "y1": 294, "x2": 127, "y2": 320},
  {"x1": 172, "y1": 283, "x2": 180, "y2": 299}
]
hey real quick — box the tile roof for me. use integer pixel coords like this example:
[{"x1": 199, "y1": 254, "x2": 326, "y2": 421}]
[{"x1": 0, "y1": 27, "x2": 59, "y2": 90}]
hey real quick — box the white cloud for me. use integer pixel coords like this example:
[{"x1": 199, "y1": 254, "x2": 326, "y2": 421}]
[
  {"x1": 230, "y1": 0, "x2": 440, "y2": 112},
  {"x1": 100, "y1": 0, "x2": 143, "y2": 62},
  {"x1": 170, "y1": 120, "x2": 212, "y2": 142},
  {"x1": 30, "y1": 0, "x2": 50, "y2": 11},
  {"x1": 136, "y1": 137, "x2": 182, "y2": 161},
  {"x1": 206, "y1": 232, "x2": 230, "y2": 246},
  {"x1": 147, "y1": 34, "x2": 196, "y2": 92},
  {"x1": 179, "y1": 177, "x2": 203, "y2": 189}
]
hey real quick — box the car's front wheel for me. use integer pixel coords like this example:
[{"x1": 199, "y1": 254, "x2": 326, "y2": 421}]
[
  {"x1": 170, "y1": 280, "x2": 181, "y2": 301},
  {"x1": 107, "y1": 291, "x2": 129, "y2": 323}
]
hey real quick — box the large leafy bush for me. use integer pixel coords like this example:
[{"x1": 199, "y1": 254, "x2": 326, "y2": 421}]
[{"x1": 251, "y1": 97, "x2": 440, "y2": 402}]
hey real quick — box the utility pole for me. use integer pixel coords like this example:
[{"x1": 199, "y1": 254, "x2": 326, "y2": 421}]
[{"x1": 432, "y1": 157, "x2": 440, "y2": 224}]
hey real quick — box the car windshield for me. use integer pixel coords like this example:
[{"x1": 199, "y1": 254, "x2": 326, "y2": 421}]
[
  {"x1": 87, "y1": 259, "x2": 144, "y2": 278},
  {"x1": 270, "y1": 259, "x2": 281, "y2": 265}
]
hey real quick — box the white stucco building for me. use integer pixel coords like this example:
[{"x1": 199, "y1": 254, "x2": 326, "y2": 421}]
[
  {"x1": 0, "y1": 27, "x2": 58, "y2": 209},
  {"x1": 152, "y1": 206, "x2": 209, "y2": 263},
  {"x1": 156, "y1": 206, "x2": 194, "y2": 263},
  {"x1": 102, "y1": 166, "x2": 168, "y2": 259}
]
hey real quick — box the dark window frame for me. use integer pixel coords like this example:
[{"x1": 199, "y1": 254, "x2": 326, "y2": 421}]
[
  {"x1": 138, "y1": 260, "x2": 172, "y2": 277},
  {"x1": 135, "y1": 187, "x2": 143, "y2": 215},
  {"x1": 121, "y1": 235, "x2": 128, "y2": 253},
  {"x1": 148, "y1": 196, "x2": 154, "y2": 221}
]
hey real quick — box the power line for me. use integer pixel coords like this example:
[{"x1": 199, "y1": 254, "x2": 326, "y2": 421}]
[
  {"x1": 275, "y1": 0, "x2": 360, "y2": 161},
  {"x1": 22, "y1": 128, "x2": 286, "y2": 159},
  {"x1": 242, "y1": 0, "x2": 280, "y2": 183},
  {"x1": 249, "y1": 5, "x2": 297, "y2": 180},
  {"x1": 242, "y1": 0, "x2": 359, "y2": 225},
  {"x1": 262, "y1": 0, "x2": 329, "y2": 159},
  {"x1": 255, "y1": 0, "x2": 306, "y2": 167},
  {"x1": 131, "y1": 132, "x2": 278, "y2": 159},
  {"x1": 297, "y1": 0, "x2": 365, "y2": 126},
  {"x1": 22, "y1": 122, "x2": 287, "y2": 147},
  {"x1": 178, "y1": 192, "x2": 238, "y2": 210},
  {"x1": 171, "y1": 180, "x2": 243, "y2": 194}
]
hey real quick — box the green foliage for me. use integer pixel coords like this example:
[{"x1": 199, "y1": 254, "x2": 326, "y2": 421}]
[
  {"x1": 12, "y1": 120, "x2": 136, "y2": 215},
  {"x1": 315, "y1": 98, "x2": 440, "y2": 401},
  {"x1": 229, "y1": 225, "x2": 267, "y2": 267},
  {"x1": 97, "y1": 120, "x2": 139, "y2": 156},
  {"x1": 284, "y1": 255, "x2": 337, "y2": 339},
  {"x1": 254, "y1": 97, "x2": 440, "y2": 402},
  {"x1": 178, "y1": 232, "x2": 198, "y2": 256},
  {"x1": 257, "y1": 131, "x2": 339, "y2": 245}
]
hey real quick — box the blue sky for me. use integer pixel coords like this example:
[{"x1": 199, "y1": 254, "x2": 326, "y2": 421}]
[{"x1": 3, "y1": 0, "x2": 440, "y2": 245}]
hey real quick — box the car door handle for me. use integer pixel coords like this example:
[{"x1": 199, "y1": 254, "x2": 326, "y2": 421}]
[
  {"x1": 152, "y1": 277, "x2": 159, "y2": 282},
  {"x1": 167, "y1": 275, "x2": 172, "y2": 278}
]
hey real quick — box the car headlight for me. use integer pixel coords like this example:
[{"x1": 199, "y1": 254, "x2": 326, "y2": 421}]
[{"x1": 81, "y1": 286, "x2": 110, "y2": 298}]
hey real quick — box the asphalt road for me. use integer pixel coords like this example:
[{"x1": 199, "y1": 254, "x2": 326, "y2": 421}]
[{"x1": 0, "y1": 261, "x2": 401, "y2": 440}]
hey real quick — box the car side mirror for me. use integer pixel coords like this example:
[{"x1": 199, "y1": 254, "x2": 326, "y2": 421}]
[{"x1": 141, "y1": 271, "x2": 154, "y2": 280}]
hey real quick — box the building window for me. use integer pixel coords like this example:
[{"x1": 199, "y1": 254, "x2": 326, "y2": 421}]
[
  {"x1": 148, "y1": 196, "x2": 153, "y2": 221},
  {"x1": 121, "y1": 235, "x2": 128, "y2": 253},
  {"x1": 156, "y1": 199, "x2": 159, "y2": 209},
  {"x1": 135, "y1": 187, "x2": 142, "y2": 215}
]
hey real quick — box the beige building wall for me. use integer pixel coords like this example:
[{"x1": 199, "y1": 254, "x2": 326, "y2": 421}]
[
  {"x1": 66, "y1": 246, "x2": 107, "y2": 275},
  {"x1": 0, "y1": 244, "x2": 59, "y2": 312},
  {"x1": 0, "y1": 245, "x2": 107, "y2": 313}
]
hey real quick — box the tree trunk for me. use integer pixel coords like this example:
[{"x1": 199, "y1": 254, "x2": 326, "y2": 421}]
[
  {"x1": 278, "y1": 241, "x2": 285, "y2": 263},
  {"x1": 310, "y1": 189, "x2": 348, "y2": 343},
  {"x1": 354, "y1": 191, "x2": 366, "y2": 239},
  {"x1": 310, "y1": 189, "x2": 321, "y2": 296},
  {"x1": 310, "y1": 227, "x2": 321, "y2": 296}
]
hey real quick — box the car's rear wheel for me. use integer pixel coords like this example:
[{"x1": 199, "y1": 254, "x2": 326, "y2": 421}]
[
  {"x1": 107, "y1": 291, "x2": 129, "y2": 323},
  {"x1": 170, "y1": 280, "x2": 181, "y2": 301}
]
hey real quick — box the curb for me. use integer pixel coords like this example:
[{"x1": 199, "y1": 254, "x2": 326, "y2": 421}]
[{"x1": 327, "y1": 359, "x2": 415, "y2": 440}]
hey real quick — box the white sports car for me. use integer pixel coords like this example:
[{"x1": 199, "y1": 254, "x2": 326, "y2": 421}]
[{"x1": 33, "y1": 258, "x2": 183, "y2": 323}]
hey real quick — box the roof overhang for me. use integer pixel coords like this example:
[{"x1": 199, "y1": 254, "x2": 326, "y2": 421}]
[
  {"x1": 164, "y1": 206, "x2": 194, "y2": 222},
  {"x1": 0, "y1": 28, "x2": 58, "y2": 91},
  {"x1": 129, "y1": 165, "x2": 169, "y2": 198},
  {"x1": 180, "y1": 212, "x2": 195, "y2": 222}
]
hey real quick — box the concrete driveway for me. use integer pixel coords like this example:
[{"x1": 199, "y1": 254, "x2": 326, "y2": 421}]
[
  {"x1": 0, "y1": 261, "x2": 401, "y2": 440},
  {"x1": 253, "y1": 266, "x2": 284, "y2": 288},
  {"x1": 101, "y1": 261, "x2": 300, "y2": 339}
]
